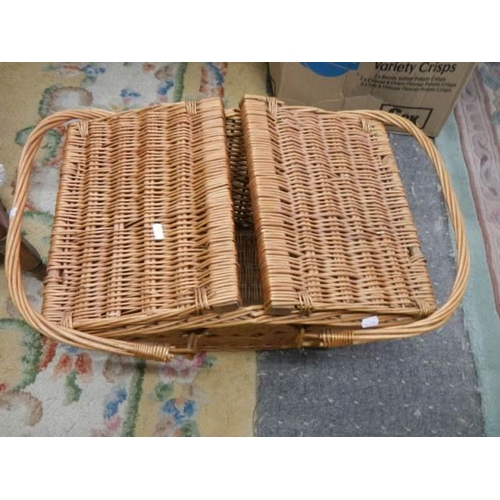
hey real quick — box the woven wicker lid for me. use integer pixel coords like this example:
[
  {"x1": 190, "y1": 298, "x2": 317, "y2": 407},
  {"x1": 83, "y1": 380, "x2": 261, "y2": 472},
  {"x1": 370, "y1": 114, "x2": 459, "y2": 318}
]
[
  {"x1": 42, "y1": 98, "x2": 241, "y2": 328},
  {"x1": 241, "y1": 95, "x2": 437, "y2": 318}
]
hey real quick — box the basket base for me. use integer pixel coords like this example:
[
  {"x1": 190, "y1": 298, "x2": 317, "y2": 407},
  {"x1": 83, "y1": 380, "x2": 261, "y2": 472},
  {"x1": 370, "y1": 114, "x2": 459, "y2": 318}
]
[{"x1": 98, "y1": 324, "x2": 365, "y2": 354}]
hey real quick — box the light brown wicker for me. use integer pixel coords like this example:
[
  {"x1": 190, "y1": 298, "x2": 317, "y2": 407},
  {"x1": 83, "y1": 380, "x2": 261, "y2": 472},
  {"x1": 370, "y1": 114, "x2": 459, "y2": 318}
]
[
  {"x1": 241, "y1": 96, "x2": 438, "y2": 318},
  {"x1": 5, "y1": 96, "x2": 469, "y2": 362},
  {"x1": 42, "y1": 98, "x2": 240, "y2": 327}
]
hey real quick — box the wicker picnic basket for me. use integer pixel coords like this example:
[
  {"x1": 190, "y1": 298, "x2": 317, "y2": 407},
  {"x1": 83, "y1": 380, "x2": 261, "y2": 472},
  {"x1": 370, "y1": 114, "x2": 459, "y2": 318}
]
[{"x1": 5, "y1": 95, "x2": 469, "y2": 362}]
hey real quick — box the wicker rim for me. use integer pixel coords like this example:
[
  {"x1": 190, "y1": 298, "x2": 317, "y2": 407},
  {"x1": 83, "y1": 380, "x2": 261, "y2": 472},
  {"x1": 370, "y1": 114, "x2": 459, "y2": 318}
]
[{"x1": 5, "y1": 101, "x2": 469, "y2": 361}]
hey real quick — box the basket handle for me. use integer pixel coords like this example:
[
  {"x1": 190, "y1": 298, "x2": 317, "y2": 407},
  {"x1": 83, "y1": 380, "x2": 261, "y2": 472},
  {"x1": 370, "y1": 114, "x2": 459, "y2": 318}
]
[
  {"x1": 5, "y1": 108, "x2": 176, "y2": 362},
  {"x1": 329, "y1": 110, "x2": 470, "y2": 342}
]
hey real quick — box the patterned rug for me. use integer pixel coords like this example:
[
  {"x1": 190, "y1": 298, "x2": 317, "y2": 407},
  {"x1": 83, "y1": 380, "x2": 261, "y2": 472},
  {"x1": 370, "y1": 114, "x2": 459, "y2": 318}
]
[
  {"x1": 454, "y1": 64, "x2": 500, "y2": 315},
  {"x1": 1, "y1": 62, "x2": 499, "y2": 436},
  {"x1": 436, "y1": 62, "x2": 500, "y2": 436}
]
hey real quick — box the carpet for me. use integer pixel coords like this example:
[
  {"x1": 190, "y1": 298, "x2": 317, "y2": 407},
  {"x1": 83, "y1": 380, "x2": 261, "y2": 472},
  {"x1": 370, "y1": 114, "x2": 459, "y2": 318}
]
[{"x1": 0, "y1": 62, "x2": 498, "y2": 436}]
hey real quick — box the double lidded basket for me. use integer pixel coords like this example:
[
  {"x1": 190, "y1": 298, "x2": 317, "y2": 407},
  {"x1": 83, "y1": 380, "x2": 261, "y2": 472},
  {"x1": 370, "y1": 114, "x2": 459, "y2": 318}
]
[{"x1": 6, "y1": 95, "x2": 469, "y2": 361}]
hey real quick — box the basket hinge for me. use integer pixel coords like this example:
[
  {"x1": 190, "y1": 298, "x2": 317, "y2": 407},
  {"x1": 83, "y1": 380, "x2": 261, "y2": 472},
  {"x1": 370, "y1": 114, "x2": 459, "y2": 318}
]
[
  {"x1": 194, "y1": 286, "x2": 210, "y2": 315},
  {"x1": 185, "y1": 100, "x2": 198, "y2": 116},
  {"x1": 297, "y1": 328, "x2": 354, "y2": 349}
]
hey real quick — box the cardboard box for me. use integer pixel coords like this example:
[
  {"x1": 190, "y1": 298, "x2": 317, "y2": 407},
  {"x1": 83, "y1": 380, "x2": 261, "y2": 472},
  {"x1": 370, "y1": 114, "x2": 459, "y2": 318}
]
[{"x1": 269, "y1": 62, "x2": 475, "y2": 136}]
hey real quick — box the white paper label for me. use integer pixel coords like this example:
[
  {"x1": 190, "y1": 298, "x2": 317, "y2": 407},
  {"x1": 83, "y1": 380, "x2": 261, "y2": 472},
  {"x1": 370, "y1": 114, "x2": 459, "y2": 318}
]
[
  {"x1": 152, "y1": 223, "x2": 164, "y2": 240},
  {"x1": 9, "y1": 207, "x2": 17, "y2": 220},
  {"x1": 362, "y1": 316, "x2": 379, "y2": 328}
]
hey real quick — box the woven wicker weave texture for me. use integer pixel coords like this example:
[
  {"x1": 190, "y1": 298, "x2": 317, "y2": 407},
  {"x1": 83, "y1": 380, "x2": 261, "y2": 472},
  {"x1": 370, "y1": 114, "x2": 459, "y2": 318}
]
[
  {"x1": 41, "y1": 98, "x2": 438, "y2": 337},
  {"x1": 6, "y1": 96, "x2": 469, "y2": 361},
  {"x1": 43, "y1": 98, "x2": 241, "y2": 327},
  {"x1": 241, "y1": 96, "x2": 437, "y2": 318},
  {"x1": 226, "y1": 109, "x2": 262, "y2": 306}
]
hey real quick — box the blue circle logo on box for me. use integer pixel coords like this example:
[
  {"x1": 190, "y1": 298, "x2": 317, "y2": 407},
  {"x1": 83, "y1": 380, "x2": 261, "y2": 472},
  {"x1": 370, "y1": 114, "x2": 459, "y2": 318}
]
[{"x1": 300, "y1": 62, "x2": 360, "y2": 77}]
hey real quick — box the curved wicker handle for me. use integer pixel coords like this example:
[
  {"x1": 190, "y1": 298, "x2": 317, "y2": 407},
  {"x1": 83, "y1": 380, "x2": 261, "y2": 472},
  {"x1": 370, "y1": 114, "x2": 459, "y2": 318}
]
[
  {"x1": 5, "y1": 108, "x2": 175, "y2": 362},
  {"x1": 333, "y1": 110, "x2": 470, "y2": 342}
]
